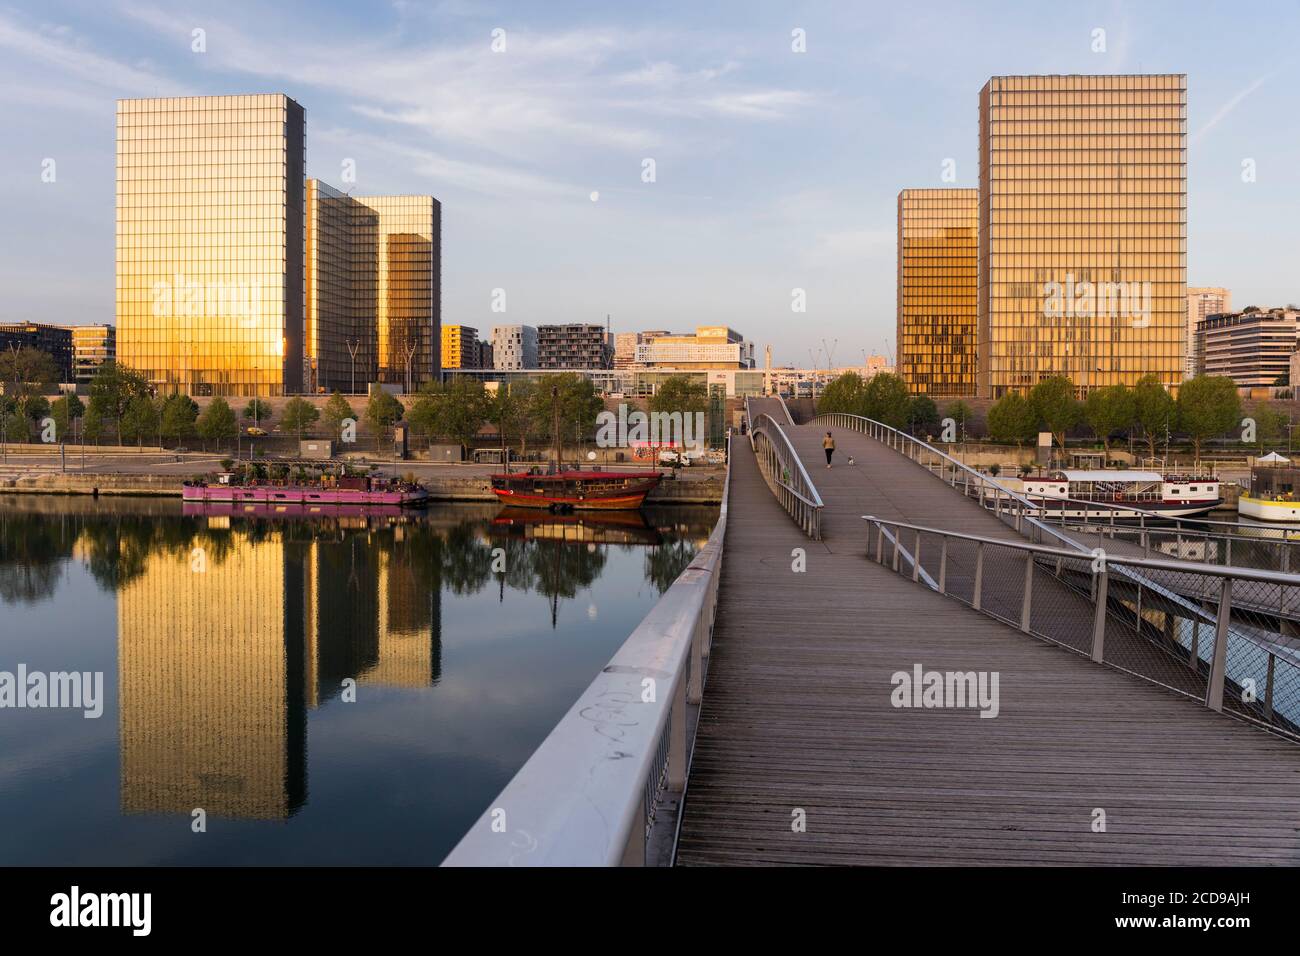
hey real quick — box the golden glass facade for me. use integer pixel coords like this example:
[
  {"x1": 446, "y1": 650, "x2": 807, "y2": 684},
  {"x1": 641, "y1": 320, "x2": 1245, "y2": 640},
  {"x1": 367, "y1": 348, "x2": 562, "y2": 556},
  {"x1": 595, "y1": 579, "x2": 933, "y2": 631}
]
[
  {"x1": 304, "y1": 182, "x2": 439, "y2": 393},
  {"x1": 977, "y1": 75, "x2": 1186, "y2": 397},
  {"x1": 897, "y1": 188, "x2": 978, "y2": 396},
  {"x1": 116, "y1": 94, "x2": 305, "y2": 397}
]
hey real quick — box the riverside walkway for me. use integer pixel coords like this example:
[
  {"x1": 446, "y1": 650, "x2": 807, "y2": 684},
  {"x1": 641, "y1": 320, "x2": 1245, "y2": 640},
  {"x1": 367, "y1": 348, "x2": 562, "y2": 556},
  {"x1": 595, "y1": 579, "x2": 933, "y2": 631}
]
[{"x1": 674, "y1": 401, "x2": 1300, "y2": 865}]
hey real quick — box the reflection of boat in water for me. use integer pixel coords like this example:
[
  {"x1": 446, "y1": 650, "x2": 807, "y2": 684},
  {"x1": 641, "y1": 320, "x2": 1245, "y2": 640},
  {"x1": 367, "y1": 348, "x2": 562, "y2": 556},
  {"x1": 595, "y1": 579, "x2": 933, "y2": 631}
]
[
  {"x1": 183, "y1": 501, "x2": 408, "y2": 520},
  {"x1": 489, "y1": 507, "x2": 662, "y2": 546},
  {"x1": 1021, "y1": 470, "x2": 1222, "y2": 520}
]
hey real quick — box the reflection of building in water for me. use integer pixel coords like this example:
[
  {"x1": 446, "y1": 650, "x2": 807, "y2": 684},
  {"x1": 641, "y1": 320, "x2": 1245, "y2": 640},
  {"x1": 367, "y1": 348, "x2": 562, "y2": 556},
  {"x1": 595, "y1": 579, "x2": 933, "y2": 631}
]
[
  {"x1": 118, "y1": 532, "x2": 307, "y2": 820},
  {"x1": 118, "y1": 525, "x2": 442, "y2": 818},
  {"x1": 358, "y1": 548, "x2": 439, "y2": 689},
  {"x1": 304, "y1": 535, "x2": 441, "y2": 703}
]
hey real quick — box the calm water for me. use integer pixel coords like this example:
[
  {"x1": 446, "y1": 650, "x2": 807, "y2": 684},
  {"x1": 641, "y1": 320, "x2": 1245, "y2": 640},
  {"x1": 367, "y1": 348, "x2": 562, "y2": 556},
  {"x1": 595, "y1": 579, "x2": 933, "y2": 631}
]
[{"x1": 0, "y1": 496, "x2": 717, "y2": 865}]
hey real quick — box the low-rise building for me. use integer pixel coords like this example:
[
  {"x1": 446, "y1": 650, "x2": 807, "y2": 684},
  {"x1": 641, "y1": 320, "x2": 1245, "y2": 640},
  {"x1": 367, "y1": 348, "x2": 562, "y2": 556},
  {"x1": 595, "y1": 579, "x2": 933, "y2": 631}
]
[
  {"x1": 0, "y1": 322, "x2": 75, "y2": 384},
  {"x1": 490, "y1": 325, "x2": 538, "y2": 370},
  {"x1": 537, "y1": 324, "x2": 611, "y2": 369},
  {"x1": 70, "y1": 324, "x2": 116, "y2": 384},
  {"x1": 441, "y1": 325, "x2": 481, "y2": 369},
  {"x1": 1199, "y1": 307, "x2": 1299, "y2": 390},
  {"x1": 633, "y1": 326, "x2": 755, "y2": 369}
]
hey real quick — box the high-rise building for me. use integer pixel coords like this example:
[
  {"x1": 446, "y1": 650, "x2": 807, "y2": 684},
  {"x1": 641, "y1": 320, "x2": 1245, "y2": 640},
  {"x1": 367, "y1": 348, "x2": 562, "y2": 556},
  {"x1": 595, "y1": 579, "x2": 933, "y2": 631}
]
[
  {"x1": 490, "y1": 325, "x2": 538, "y2": 370},
  {"x1": 1186, "y1": 287, "x2": 1231, "y2": 378},
  {"x1": 1199, "y1": 308, "x2": 1298, "y2": 390},
  {"x1": 69, "y1": 324, "x2": 116, "y2": 384},
  {"x1": 977, "y1": 75, "x2": 1187, "y2": 397},
  {"x1": 440, "y1": 325, "x2": 480, "y2": 369},
  {"x1": 116, "y1": 94, "x2": 305, "y2": 397},
  {"x1": 0, "y1": 322, "x2": 74, "y2": 382},
  {"x1": 304, "y1": 180, "x2": 439, "y2": 394},
  {"x1": 896, "y1": 188, "x2": 978, "y2": 396},
  {"x1": 537, "y1": 324, "x2": 611, "y2": 369}
]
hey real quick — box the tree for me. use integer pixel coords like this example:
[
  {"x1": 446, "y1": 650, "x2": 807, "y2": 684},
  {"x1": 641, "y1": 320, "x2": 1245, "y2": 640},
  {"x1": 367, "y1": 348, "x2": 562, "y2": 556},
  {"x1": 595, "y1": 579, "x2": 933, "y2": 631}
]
[
  {"x1": 528, "y1": 373, "x2": 604, "y2": 461},
  {"x1": 817, "y1": 373, "x2": 868, "y2": 416},
  {"x1": 649, "y1": 375, "x2": 709, "y2": 416},
  {"x1": 82, "y1": 404, "x2": 105, "y2": 444},
  {"x1": 1177, "y1": 375, "x2": 1242, "y2": 463},
  {"x1": 22, "y1": 395, "x2": 51, "y2": 431},
  {"x1": 120, "y1": 395, "x2": 160, "y2": 447},
  {"x1": 986, "y1": 392, "x2": 1037, "y2": 447},
  {"x1": 160, "y1": 394, "x2": 199, "y2": 444},
  {"x1": 364, "y1": 391, "x2": 405, "y2": 453},
  {"x1": 1028, "y1": 377, "x2": 1080, "y2": 454},
  {"x1": 196, "y1": 397, "x2": 238, "y2": 450},
  {"x1": 945, "y1": 401, "x2": 973, "y2": 431},
  {"x1": 413, "y1": 378, "x2": 491, "y2": 454},
  {"x1": 280, "y1": 397, "x2": 321, "y2": 438},
  {"x1": 1132, "y1": 374, "x2": 1175, "y2": 460},
  {"x1": 321, "y1": 392, "x2": 355, "y2": 440},
  {"x1": 488, "y1": 381, "x2": 536, "y2": 456},
  {"x1": 862, "y1": 373, "x2": 911, "y2": 429},
  {"x1": 1, "y1": 409, "x2": 27, "y2": 443},
  {"x1": 907, "y1": 395, "x2": 940, "y2": 437},
  {"x1": 242, "y1": 399, "x2": 272, "y2": 426},
  {"x1": 0, "y1": 346, "x2": 59, "y2": 402},
  {"x1": 1082, "y1": 384, "x2": 1135, "y2": 459},
  {"x1": 50, "y1": 393, "x2": 85, "y2": 442},
  {"x1": 88, "y1": 362, "x2": 151, "y2": 445},
  {"x1": 1248, "y1": 402, "x2": 1287, "y2": 453}
]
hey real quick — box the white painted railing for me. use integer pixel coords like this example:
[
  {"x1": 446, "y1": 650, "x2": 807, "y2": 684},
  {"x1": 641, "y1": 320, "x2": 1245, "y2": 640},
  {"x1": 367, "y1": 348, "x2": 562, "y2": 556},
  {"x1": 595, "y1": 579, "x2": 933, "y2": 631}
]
[{"x1": 442, "y1": 439, "x2": 730, "y2": 866}]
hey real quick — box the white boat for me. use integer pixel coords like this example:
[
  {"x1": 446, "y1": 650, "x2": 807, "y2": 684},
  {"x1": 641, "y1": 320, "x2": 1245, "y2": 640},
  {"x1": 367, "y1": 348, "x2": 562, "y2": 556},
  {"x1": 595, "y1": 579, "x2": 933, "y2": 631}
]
[{"x1": 1020, "y1": 470, "x2": 1222, "y2": 521}]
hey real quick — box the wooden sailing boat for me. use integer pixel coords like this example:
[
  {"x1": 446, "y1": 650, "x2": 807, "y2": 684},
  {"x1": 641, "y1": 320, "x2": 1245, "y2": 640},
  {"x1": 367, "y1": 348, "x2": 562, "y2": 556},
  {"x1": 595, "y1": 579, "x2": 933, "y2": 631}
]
[{"x1": 489, "y1": 385, "x2": 662, "y2": 512}]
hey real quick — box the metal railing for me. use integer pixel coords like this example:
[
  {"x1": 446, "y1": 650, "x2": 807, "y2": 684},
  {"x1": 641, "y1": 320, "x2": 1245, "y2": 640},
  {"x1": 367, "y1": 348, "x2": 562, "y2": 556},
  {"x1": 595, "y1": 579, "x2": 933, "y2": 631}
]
[
  {"x1": 749, "y1": 399, "x2": 823, "y2": 539},
  {"x1": 442, "y1": 438, "x2": 731, "y2": 866},
  {"x1": 865, "y1": 515, "x2": 1300, "y2": 740}
]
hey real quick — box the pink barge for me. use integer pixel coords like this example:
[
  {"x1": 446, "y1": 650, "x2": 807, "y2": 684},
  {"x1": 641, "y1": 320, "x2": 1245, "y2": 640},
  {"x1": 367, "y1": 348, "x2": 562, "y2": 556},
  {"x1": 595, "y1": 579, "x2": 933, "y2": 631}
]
[{"x1": 183, "y1": 473, "x2": 428, "y2": 508}]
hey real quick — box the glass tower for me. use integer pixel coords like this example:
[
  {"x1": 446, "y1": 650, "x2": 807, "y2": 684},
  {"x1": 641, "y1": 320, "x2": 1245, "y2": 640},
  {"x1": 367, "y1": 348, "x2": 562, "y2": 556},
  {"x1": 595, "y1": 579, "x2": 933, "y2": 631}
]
[
  {"x1": 304, "y1": 181, "x2": 439, "y2": 394},
  {"x1": 116, "y1": 94, "x2": 305, "y2": 397},
  {"x1": 897, "y1": 188, "x2": 978, "y2": 396},
  {"x1": 977, "y1": 75, "x2": 1187, "y2": 397}
]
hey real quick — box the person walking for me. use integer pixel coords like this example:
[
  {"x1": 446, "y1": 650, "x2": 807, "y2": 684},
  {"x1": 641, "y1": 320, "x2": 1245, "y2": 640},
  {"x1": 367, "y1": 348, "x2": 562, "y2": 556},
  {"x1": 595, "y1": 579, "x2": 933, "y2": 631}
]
[{"x1": 822, "y1": 431, "x2": 835, "y2": 469}]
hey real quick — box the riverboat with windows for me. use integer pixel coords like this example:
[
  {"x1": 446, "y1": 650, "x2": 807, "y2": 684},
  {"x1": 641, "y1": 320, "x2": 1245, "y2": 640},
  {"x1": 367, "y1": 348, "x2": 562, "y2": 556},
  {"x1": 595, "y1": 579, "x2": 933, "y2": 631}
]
[{"x1": 1020, "y1": 470, "x2": 1222, "y2": 520}]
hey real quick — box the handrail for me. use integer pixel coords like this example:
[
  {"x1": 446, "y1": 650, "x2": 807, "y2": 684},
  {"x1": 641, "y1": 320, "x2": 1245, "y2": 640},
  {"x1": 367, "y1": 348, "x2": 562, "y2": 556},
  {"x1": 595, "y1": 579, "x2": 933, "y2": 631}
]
[
  {"x1": 862, "y1": 514, "x2": 1300, "y2": 587},
  {"x1": 812, "y1": 410, "x2": 1275, "y2": 657},
  {"x1": 442, "y1": 436, "x2": 731, "y2": 866},
  {"x1": 748, "y1": 398, "x2": 823, "y2": 539},
  {"x1": 862, "y1": 513, "x2": 1300, "y2": 740}
]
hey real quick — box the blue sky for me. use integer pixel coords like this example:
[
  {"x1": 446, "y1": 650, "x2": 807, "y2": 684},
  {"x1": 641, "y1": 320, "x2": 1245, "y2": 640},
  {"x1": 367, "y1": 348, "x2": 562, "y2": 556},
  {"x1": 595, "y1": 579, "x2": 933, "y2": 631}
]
[{"x1": 1, "y1": 0, "x2": 1296, "y2": 366}]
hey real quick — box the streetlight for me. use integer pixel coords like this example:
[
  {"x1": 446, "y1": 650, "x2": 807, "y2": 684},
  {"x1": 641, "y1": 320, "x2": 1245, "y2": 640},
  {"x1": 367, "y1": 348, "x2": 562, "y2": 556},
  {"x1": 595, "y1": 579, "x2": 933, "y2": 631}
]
[{"x1": 347, "y1": 340, "x2": 361, "y2": 395}]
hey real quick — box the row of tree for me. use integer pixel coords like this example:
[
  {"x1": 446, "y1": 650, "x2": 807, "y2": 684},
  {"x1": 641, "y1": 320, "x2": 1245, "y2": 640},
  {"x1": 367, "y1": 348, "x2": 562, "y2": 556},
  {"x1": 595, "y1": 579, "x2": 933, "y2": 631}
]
[
  {"x1": 986, "y1": 374, "x2": 1251, "y2": 460},
  {"x1": 818, "y1": 371, "x2": 1264, "y2": 460},
  {"x1": 1, "y1": 345, "x2": 716, "y2": 454}
]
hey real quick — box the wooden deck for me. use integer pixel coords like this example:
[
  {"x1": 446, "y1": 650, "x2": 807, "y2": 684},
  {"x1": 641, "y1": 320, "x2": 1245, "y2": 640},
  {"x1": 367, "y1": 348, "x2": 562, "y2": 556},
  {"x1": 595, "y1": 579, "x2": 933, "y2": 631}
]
[{"x1": 674, "y1": 420, "x2": 1300, "y2": 865}]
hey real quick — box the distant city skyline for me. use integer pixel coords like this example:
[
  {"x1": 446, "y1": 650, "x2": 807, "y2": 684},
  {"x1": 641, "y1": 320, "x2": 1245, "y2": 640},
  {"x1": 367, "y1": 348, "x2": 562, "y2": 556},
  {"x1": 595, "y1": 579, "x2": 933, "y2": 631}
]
[{"x1": 1, "y1": 0, "x2": 1297, "y2": 365}]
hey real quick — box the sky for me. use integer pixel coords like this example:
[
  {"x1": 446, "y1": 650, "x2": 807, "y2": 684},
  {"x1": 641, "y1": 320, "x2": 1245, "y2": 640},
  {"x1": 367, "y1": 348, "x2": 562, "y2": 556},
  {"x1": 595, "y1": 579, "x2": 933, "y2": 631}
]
[{"x1": 0, "y1": 0, "x2": 1297, "y2": 367}]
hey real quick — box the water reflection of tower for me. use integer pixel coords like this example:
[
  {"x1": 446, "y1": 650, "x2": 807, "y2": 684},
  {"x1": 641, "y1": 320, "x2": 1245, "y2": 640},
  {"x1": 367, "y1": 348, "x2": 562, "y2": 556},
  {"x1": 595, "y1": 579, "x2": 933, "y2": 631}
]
[
  {"x1": 118, "y1": 531, "x2": 307, "y2": 820},
  {"x1": 304, "y1": 529, "x2": 441, "y2": 703}
]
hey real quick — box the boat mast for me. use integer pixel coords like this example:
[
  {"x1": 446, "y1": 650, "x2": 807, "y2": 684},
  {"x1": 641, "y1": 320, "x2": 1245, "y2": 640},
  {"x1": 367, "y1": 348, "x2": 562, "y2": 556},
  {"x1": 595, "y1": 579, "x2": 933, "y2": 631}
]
[{"x1": 551, "y1": 384, "x2": 561, "y2": 474}]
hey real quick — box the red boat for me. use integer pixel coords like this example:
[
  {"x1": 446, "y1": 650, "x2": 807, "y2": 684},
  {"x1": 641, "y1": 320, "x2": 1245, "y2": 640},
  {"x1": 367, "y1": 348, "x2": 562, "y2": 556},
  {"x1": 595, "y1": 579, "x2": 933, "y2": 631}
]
[{"x1": 489, "y1": 470, "x2": 662, "y2": 511}]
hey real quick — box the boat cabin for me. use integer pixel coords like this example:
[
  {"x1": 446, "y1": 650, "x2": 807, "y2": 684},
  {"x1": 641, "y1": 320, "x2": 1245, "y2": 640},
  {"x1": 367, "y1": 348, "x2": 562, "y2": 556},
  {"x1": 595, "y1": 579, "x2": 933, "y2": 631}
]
[{"x1": 1023, "y1": 470, "x2": 1220, "y2": 504}]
